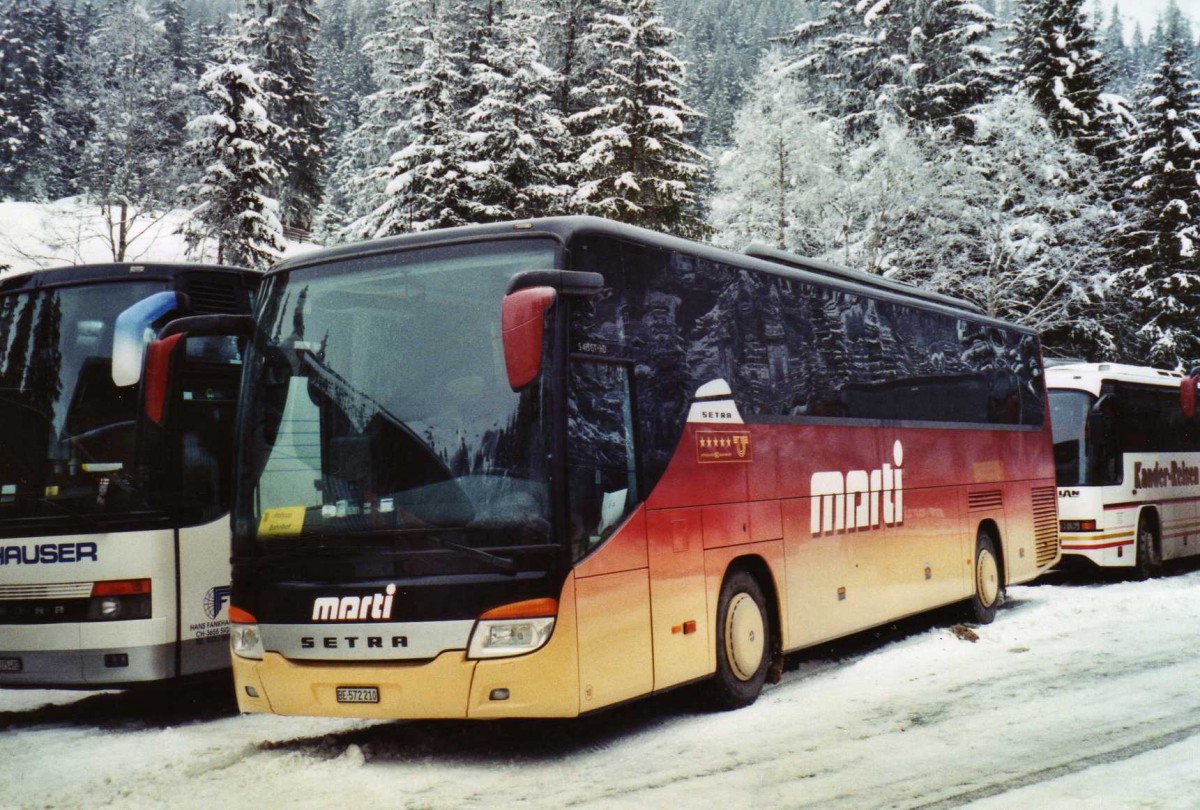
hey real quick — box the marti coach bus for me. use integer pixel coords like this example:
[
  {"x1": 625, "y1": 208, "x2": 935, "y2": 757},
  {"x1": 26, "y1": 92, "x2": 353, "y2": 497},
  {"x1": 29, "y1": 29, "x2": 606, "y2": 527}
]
[
  {"x1": 1048, "y1": 362, "x2": 1200, "y2": 578},
  {"x1": 220, "y1": 217, "x2": 1058, "y2": 719},
  {"x1": 0, "y1": 262, "x2": 256, "y2": 686}
]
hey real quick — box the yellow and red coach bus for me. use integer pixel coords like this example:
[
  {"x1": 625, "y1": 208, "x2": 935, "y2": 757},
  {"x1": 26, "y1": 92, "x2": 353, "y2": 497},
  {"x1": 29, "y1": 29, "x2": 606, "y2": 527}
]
[{"x1": 223, "y1": 217, "x2": 1058, "y2": 718}]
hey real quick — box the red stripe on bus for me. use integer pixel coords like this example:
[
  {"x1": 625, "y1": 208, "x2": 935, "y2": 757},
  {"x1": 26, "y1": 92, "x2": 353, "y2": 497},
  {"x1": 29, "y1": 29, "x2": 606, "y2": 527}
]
[
  {"x1": 1061, "y1": 540, "x2": 1134, "y2": 550},
  {"x1": 1105, "y1": 496, "x2": 1200, "y2": 510}
]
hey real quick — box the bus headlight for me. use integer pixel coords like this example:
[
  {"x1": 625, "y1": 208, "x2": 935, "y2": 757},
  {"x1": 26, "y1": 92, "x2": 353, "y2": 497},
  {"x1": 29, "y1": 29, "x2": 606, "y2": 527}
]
[
  {"x1": 230, "y1": 624, "x2": 264, "y2": 660},
  {"x1": 467, "y1": 597, "x2": 558, "y2": 659},
  {"x1": 468, "y1": 617, "x2": 555, "y2": 659}
]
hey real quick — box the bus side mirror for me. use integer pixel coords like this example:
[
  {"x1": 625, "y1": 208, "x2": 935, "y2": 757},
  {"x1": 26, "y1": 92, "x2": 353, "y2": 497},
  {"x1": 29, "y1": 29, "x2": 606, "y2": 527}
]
[
  {"x1": 112, "y1": 291, "x2": 185, "y2": 387},
  {"x1": 502, "y1": 287, "x2": 557, "y2": 391},
  {"x1": 1183, "y1": 376, "x2": 1198, "y2": 419},
  {"x1": 143, "y1": 333, "x2": 185, "y2": 426},
  {"x1": 143, "y1": 314, "x2": 255, "y2": 426}
]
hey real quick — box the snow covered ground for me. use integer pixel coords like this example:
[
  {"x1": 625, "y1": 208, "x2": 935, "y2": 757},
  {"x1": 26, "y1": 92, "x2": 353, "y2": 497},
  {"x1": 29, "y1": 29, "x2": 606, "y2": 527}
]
[{"x1": 4, "y1": 564, "x2": 1200, "y2": 809}]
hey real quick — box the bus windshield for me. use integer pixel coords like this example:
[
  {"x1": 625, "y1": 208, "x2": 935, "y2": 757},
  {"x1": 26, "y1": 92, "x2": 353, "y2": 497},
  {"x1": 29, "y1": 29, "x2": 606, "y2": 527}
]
[
  {"x1": 1049, "y1": 389, "x2": 1094, "y2": 486},
  {"x1": 0, "y1": 281, "x2": 171, "y2": 525},
  {"x1": 236, "y1": 239, "x2": 558, "y2": 565}
]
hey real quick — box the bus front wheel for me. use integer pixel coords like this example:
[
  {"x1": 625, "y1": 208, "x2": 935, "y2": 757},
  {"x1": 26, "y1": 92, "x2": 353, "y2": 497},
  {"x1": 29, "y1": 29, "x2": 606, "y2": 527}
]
[
  {"x1": 1134, "y1": 514, "x2": 1162, "y2": 580},
  {"x1": 971, "y1": 530, "x2": 1002, "y2": 624},
  {"x1": 709, "y1": 570, "x2": 770, "y2": 710}
]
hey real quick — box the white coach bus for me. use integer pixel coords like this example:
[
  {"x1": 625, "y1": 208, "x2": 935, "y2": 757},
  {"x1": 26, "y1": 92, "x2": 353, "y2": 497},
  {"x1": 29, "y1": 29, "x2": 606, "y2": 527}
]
[
  {"x1": 0, "y1": 262, "x2": 256, "y2": 687},
  {"x1": 1048, "y1": 362, "x2": 1200, "y2": 578}
]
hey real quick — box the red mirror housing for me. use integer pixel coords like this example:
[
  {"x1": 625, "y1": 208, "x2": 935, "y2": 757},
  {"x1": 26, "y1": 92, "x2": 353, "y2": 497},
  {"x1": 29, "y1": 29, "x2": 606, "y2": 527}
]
[
  {"x1": 502, "y1": 286, "x2": 556, "y2": 391},
  {"x1": 1183, "y1": 376, "x2": 1198, "y2": 419},
  {"x1": 144, "y1": 333, "x2": 185, "y2": 426}
]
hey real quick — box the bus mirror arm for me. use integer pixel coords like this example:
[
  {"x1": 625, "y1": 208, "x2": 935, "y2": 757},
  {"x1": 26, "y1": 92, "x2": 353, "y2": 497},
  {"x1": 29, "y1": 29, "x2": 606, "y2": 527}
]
[
  {"x1": 157, "y1": 314, "x2": 255, "y2": 340},
  {"x1": 506, "y1": 270, "x2": 604, "y2": 297}
]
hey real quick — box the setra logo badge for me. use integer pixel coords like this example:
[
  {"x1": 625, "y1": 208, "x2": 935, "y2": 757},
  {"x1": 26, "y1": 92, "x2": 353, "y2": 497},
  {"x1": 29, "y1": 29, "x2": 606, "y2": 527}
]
[{"x1": 697, "y1": 430, "x2": 753, "y2": 464}]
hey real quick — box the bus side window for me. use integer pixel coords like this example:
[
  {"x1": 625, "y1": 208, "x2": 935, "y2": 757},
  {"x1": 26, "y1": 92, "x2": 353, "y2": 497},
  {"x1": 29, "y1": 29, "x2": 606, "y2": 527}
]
[{"x1": 567, "y1": 359, "x2": 638, "y2": 559}]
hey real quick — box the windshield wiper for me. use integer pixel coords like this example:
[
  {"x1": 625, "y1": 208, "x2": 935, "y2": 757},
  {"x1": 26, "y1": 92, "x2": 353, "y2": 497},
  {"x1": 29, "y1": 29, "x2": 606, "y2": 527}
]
[
  {"x1": 429, "y1": 535, "x2": 516, "y2": 573},
  {"x1": 1, "y1": 492, "x2": 85, "y2": 518}
]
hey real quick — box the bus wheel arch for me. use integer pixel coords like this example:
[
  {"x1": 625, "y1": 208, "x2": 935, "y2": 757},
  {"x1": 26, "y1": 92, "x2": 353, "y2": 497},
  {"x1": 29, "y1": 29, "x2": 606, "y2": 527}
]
[
  {"x1": 708, "y1": 558, "x2": 779, "y2": 710},
  {"x1": 1133, "y1": 508, "x2": 1162, "y2": 580},
  {"x1": 970, "y1": 521, "x2": 1004, "y2": 624}
]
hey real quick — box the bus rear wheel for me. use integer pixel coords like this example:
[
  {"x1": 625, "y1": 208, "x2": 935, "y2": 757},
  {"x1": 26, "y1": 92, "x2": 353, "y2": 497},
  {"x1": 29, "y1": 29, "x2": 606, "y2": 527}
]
[
  {"x1": 1134, "y1": 514, "x2": 1162, "y2": 580},
  {"x1": 709, "y1": 570, "x2": 770, "y2": 710},
  {"x1": 970, "y1": 530, "x2": 1002, "y2": 624}
]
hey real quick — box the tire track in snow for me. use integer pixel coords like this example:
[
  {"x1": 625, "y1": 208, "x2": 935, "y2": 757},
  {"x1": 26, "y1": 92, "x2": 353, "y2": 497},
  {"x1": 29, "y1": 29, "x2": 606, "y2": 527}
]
[{"x1": 915, "y1": 718, "x2": 1200, "y2": 809}]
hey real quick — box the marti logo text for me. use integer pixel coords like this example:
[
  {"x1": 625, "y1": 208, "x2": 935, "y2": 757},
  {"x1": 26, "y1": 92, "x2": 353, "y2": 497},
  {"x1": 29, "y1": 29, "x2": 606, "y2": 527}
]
[
  {"x1": 312, "y1": 584, "x2": 396, "y2": 621},
  {"x1": 811, "y1": 440, "x2": 905, "y2": 535}
]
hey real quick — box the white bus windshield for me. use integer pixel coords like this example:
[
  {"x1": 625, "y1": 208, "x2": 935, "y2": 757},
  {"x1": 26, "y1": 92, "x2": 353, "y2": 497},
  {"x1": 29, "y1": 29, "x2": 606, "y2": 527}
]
[{"x1": 0, "y1": 281, "x2": 171, "y2": 524}]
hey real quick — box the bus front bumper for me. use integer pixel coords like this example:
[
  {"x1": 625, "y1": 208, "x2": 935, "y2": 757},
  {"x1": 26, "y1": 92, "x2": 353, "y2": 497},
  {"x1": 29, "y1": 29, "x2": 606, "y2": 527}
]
[
  {"x1": 0, "y1": 643, "x2": 174, "y2": 687},
  {"x1": 232, "y1": 600, "x2": 582, "y2": 720},
  {"x1": 1059, "y1": 531, "x2": 1136, "y2": 568}
]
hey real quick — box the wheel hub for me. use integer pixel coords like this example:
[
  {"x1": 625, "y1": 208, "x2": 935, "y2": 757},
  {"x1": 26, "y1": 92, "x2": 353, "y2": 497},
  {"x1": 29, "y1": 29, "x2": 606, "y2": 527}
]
[
  {"x1": 977, "y1": 547, "x2": 999, "y2": 608},
  {"x1": 725, "y1": 592, "x2": 766, "y2": 681}
]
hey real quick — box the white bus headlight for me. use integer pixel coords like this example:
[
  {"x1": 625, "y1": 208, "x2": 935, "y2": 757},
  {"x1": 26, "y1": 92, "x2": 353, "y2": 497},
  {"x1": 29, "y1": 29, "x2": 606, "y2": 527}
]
[
  {"x1": 468, "y1": 617, "x2": 555, "y2": 659},
  {"x1": 230, "y1": 624, "x2": 264, "y2": 660}
]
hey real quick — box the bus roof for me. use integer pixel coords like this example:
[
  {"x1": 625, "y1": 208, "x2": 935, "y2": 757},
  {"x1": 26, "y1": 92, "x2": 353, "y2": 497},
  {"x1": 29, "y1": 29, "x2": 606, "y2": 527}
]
[
  {"x1": 741, "y1": 243, "x2": 983, "y2": 314},
  {"x1": 1046, "y1": 362, "x2": 1185, "y2": 396},
  {"x1": 0, "y1": 261, "x2": 250, "y2": 294},
  {"x1": 268, "y1": 216, "x2": 1031, "y2": 333}
]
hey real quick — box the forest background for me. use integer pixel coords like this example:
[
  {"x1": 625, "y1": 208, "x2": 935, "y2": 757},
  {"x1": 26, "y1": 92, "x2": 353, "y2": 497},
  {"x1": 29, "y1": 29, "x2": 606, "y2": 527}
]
[{"x1": 2, "y1": 0, "x2": 1200, "y2": 367}]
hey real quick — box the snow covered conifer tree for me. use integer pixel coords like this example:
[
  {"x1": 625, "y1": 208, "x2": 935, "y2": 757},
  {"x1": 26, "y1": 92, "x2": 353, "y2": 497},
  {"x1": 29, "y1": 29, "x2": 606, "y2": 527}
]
[
  {"x1": 1113, "y1": 22, "x2": 1200, "y2": 368},
  {"x1": 179, "y1": 27, "x2": 285, "y2": 269},
  {"x1": 568, "y1": 0, "x2": 709, "y2": 238},
  {"x1": 1099, "y1": 2, "x2": 1135, "y2": 94},
  {"x1": 243, "y1": 0, "x2": 328, "y2": 232},
  {"x1": 319, "y1": 0, "x2": 426, "y2": 239},
  {"x1": 459, "y1": 7, "x2": 571, "y2": 221},
  {"x1": 351, "y1": 6, "x2": 474, "y2": 236},
  {"x1": 1012, "y1": 0, "x2": 1119, "y2": 156},
  {"x1": 786, "y1": 0, "x2": 1002, "y2": 140},
  {"x1": 0, "y1": 0, "x2": 47, "y2": 199}
]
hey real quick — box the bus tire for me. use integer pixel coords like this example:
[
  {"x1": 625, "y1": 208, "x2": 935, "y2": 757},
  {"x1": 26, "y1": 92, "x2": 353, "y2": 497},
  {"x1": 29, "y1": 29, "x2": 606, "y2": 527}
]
[
  {"x1": 709, "y1": 569, "x2": 771, "y2": 711},
  {"x1": 1134, "y1": 513, "x2": 1162, "y2": 580},
  {"x1": 970, "y1": 529, "x2": 1002, "y2": 624}
]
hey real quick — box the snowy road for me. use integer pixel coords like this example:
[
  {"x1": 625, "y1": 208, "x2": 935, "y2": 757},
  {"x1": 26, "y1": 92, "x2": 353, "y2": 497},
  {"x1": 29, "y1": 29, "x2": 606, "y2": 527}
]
[{"x1": 4, "y1": 565, "x2": 1200, "y2": 810}]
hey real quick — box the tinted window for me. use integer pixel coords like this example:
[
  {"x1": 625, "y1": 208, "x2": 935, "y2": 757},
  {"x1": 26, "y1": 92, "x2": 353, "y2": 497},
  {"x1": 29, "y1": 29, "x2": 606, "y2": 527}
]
[{"x1": 569, "y1": 235, "x2": 1046, "y2": 497}]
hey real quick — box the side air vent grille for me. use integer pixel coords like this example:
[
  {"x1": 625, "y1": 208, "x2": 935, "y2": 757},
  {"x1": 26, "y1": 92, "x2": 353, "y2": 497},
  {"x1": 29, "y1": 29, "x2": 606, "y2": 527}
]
[
  {"x1": 0, "y1": 582, "x2": 92, "y2": 600},
  {"x1": 184, "y1": 274, "x2": 244, "y2": 314},
  {"x1": 1032, "y1": 485, "x2": 1059, "y2": 567},
  {"x1": 968, "y1": 490, "x2": 1004, "y2": 511}
]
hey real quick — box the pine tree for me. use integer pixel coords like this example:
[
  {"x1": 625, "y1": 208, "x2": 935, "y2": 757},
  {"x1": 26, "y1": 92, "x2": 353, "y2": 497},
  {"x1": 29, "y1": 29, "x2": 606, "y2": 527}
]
[
  {"x1": 459, "y1": 7, "x2": 571, "y2": 221},
  {"x1": 351, "y1": 4, "x2": 474, "y2": 236},
  {"x1": 244, "y1": 0, "x2": 328, "y2": 232},
  {"x1": 786, "y1": 0, "x2": 1002, "y2": 140},
  {"x1": 1100, "y1": 3, "x2": 1135, "y2": 94},
  {"x1": 318, "y1": 0, "x2": 427, "y2": 239},
  {"x1": 540, "y1": 0, "x2": 609, "y2": 118},
  {"x1": 1114, "y1": 20, "x2": 1200, "y2": 368},
  {"x1": 1011, "y1": 0, "x2": 1115, "y2": 156},
  {"x1": 179, "y1": 28, "x2": 284, "y2": 269},
  {"x1": 0, "y1": 0, "x2": 47, "y2": 198},
  {"x1": 568, "y1": 0, "x2": 709, "y2": 237}
]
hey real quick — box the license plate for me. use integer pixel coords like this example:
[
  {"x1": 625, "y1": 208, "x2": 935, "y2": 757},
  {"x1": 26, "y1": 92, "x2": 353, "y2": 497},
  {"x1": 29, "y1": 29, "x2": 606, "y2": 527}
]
[
  {"x1": 0, "y1": 658, "x2": 22, "y2": 673},
  {"x1": 336, "y1": 686, "x2": 379, "y2": 704}
]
